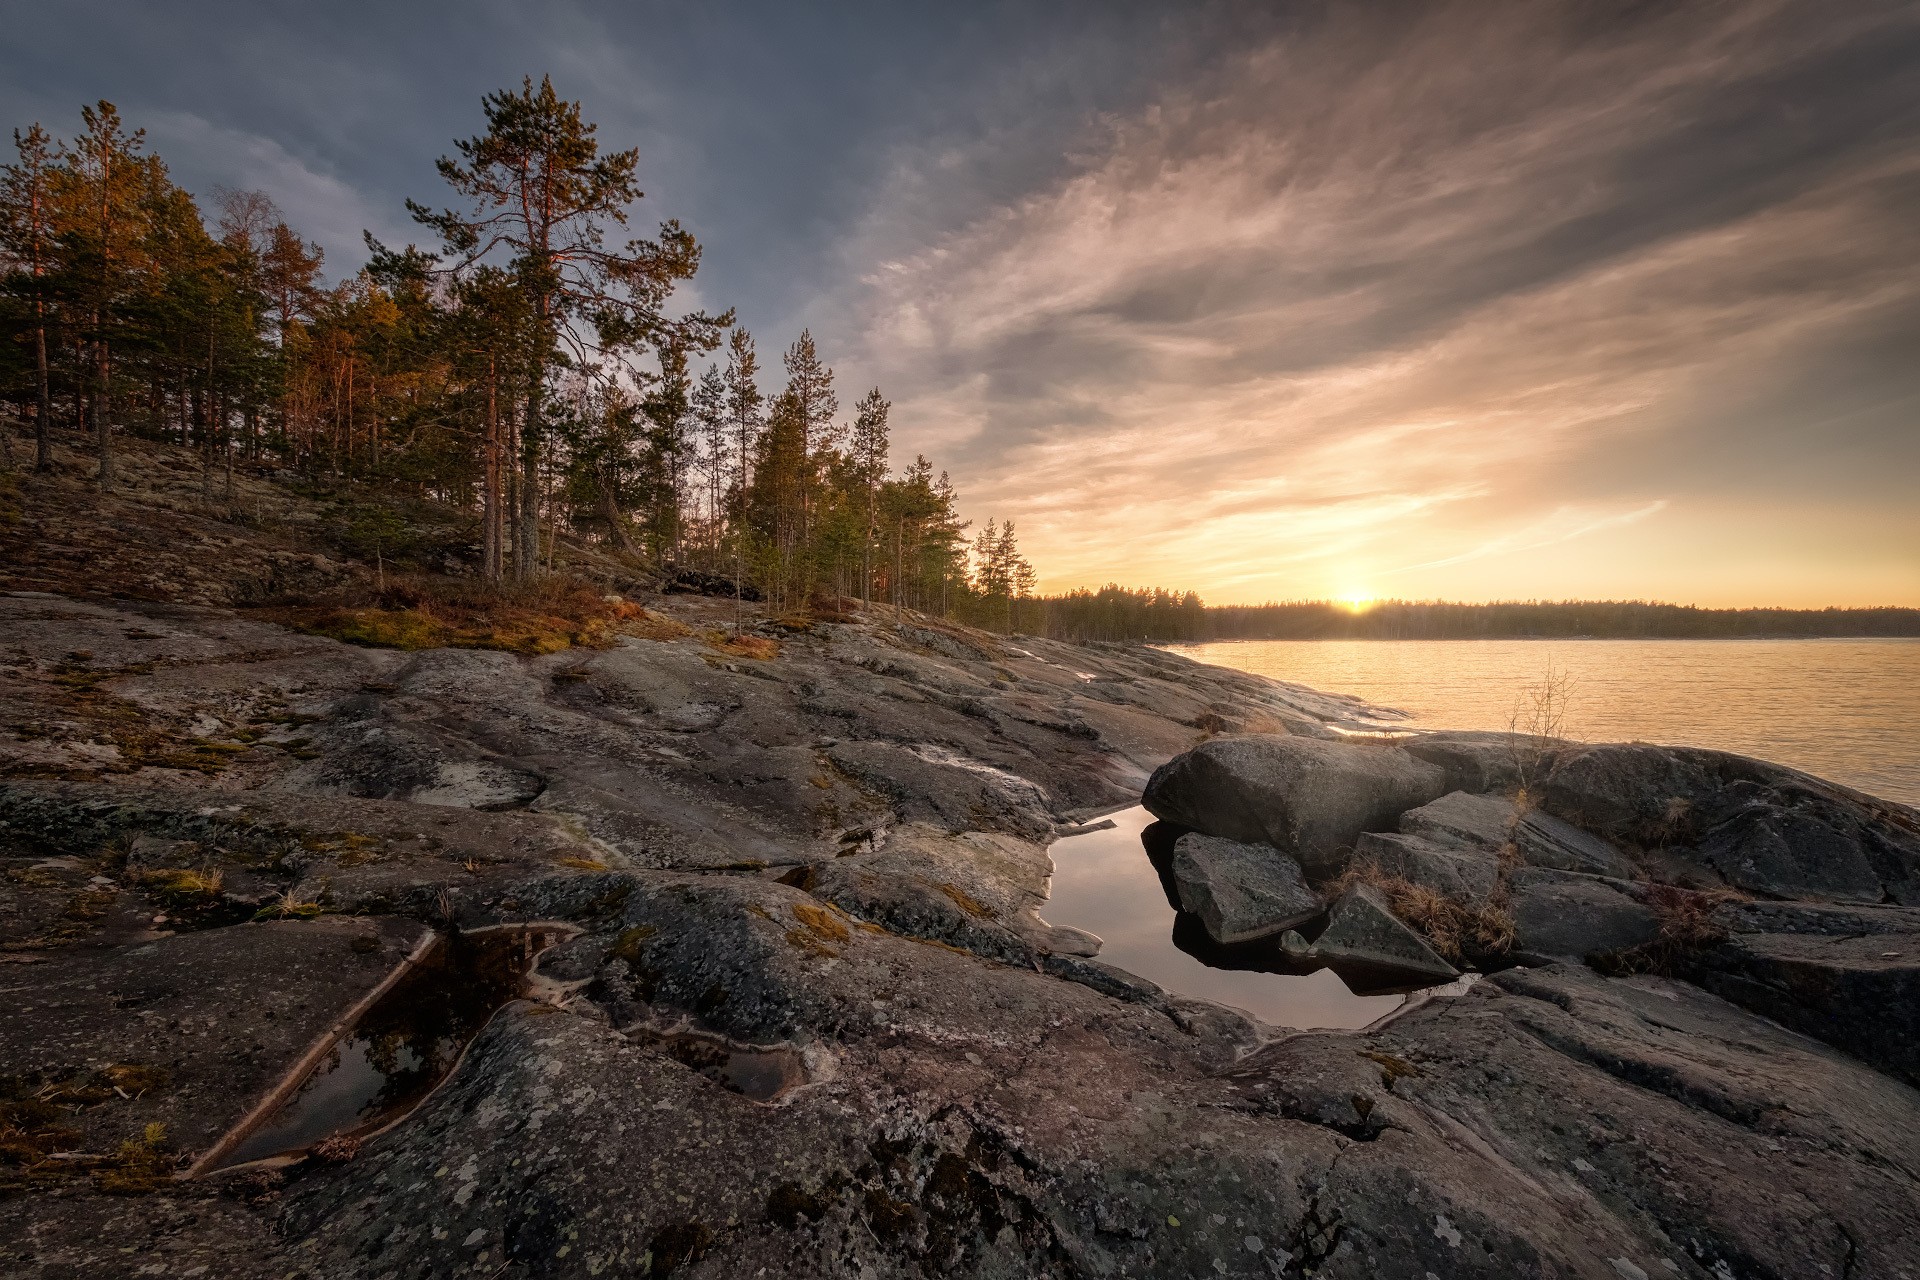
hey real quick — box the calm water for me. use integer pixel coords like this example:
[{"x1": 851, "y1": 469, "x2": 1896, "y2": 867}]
[
  {"x1": 1042, "y1": 806, "x2": 1406, "y2": 1030},
  {"x1": 1180, "y1": 638, "x2": 1920, "y2": 807}
]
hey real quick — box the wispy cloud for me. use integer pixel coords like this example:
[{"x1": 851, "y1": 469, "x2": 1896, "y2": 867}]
[
  {"x1": 830, "y1": 0, "x2": 1920, "y2": 605},
  {"x1": 144, "y1": 111, "x2": 408, "y2": 269},
  {"x1": 1384, "y1": 501, "x2": 1671, "y2": 578}
]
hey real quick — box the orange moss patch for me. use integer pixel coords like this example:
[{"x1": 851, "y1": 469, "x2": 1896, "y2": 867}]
[
  {"x1": 786, "y1": 902, "x2": 851, "y2": 957},
  {"x1": 274, "y1": 575, "x2": 650, "y2": 655},
  {"x1": 936, "y1": 882, "x2": 991, "y2": 918}
]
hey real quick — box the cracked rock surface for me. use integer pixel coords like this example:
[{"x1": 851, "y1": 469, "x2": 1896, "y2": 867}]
[{"x1": 4, "y1": 585, "x2": 1920, "y2": 1279}]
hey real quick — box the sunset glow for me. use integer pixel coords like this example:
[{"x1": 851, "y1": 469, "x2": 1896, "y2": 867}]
[{"x1": 8, "y1": 2, "x2": 1915, "y2": 608}]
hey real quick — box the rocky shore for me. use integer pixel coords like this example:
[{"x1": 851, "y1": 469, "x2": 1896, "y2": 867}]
[{"x1": 4, "y1": 465, "x2": 1920, "y2": 1276}]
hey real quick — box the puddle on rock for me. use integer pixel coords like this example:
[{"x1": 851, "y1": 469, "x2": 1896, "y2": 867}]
[
  {"x1": 211, "y1": 924, "x2": 575, "y2": 1170},
  {"x1": 1042, "y1": 807, "x2": 1407, "y2": 1029},
  {"x1": 626, "y1": 1028, "x2": 807, "y2": 1103}
]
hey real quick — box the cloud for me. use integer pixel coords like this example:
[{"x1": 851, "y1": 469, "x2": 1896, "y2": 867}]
[
  {"x1": 827, "y1": 0, "x2": 1920, "y2": 605},
  {"x1": 1384, "y1": 502, "x2": 1671, "y2": 578},
  {"x1": 144, "y1": 110, "x2": 407, "y2": 272}
]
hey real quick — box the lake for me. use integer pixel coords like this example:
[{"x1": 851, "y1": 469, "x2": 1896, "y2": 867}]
[{"x1": 1178, "y1": 637, "x2": 1920, "y2": 807}]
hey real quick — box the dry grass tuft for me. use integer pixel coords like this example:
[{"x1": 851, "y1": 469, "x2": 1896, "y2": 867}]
[
  {"x1": 621, "y1": 608, "x2": 693, "y2": 641},
  {"x1": 94, "y1": 1122, "x2": 174, "y2": 1193},
  {"x1": 254, "y1": 889, "x2": 326, "y2": 920},
  {"x1": 1333, "y1": 859, "x2": 1515, "y2": 962},
  {"x1": 1359, "y1": 1049, "x2": 1420, "y2": 1084},
  {"x1": 309, "y1": 1133, "x2": 362, "y2": 1164},
  {"x1": 1594, "y1": 882, "x2": 1746, "y2": 976},
  {"x1": 135, "y1": 866, "x2": 225, "y2": 908},
  {"x1": 704, "y1": 629, "x2": 780, "y2": 661}
]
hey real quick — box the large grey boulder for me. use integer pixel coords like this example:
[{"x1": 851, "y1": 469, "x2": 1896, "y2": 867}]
[
  {"x1": 1169, "y1": 832, "x2": 1321, "y2": 944},
  {"x1": 1539, "y1": 744, "x2": 1920, "y2": 903},
  {"x1": 1399, "y1": 789, "x2": 1634, "y2": 878},
  {"x1": 1308, "y1": 883, "x2": 1459, "y2": 983},
  {"x1": 1351, "y1": 831, "x2": 1501, "y2": 904},
  {"x1": 1143, "y1": 736, "x2": 1448, "y2": 878},
  {"x1": 1508, "y1": 868, "x2": 1658, "y2": 962}
]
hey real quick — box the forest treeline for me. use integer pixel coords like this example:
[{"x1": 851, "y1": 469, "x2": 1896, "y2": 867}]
[
  {"x1": 1025, "y1": 587, "x2": 1920, "y2": 642},
  {"x1": 0, "y1": 82, "x2": 1036, "y2": 625}
]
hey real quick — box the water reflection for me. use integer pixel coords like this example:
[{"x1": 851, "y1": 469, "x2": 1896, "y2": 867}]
[
  {"x1": 214, "y1": 925, "x2": 572, "y2": 1169},
  {"x1": 1041, "y1": 807, "x2": 1402, "y2": 1029},
  {"x1": 1179, "y1": 638, "x2": 1920, "y2": 807}
]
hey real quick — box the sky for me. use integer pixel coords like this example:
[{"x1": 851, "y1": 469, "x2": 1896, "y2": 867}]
[{"x1": 5, "y1": 0, "x2": 1918, "y2": 607}]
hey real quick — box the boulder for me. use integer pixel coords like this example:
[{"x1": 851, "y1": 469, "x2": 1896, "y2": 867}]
[
  {"x1": 1398, "y1": 790, "x2": 1634, "y2": 878},
  {"x1": 1515, "y1": 805, "x2": 1637, "y2": 877},
  {"x1": 1401, "y1": 729, "x2": 1534, "y2": 794},
  {"x1": 1142, "y1": 736, "x2": 1448, "y2": 877},
  {"x1": 1539, "y1": 744, "x2": 1920, "y2": 904},
  {"x1": 1351, "y1": 831, "x2": 1501, "y2": 904},
  {"x1": 1308, "y1": 883, "x2": 1459, "y2": 984},
  {"x1": 1169, "y1": 832, "x2": 1322, "y2": 944},
  {"x1": 1508, "y1": 868, "x2": 1658, "y2": 962}
]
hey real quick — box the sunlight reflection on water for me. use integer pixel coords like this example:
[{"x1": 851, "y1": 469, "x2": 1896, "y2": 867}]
[{"x1": 1178, "y1": 638, "x2": 1920, "y2": 807}]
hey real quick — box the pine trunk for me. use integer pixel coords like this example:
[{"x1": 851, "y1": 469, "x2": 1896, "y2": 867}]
[
  {"x1": 33, "y1": 308, "x2": 51, "y2": 471},
  {"x1": 92, "y1": 335, "x2": 112, "y2": 486},
  {"x1": 519, "y1": 381, "x2": 541, "y2": 580},
  {"x1": 482, "y1": 356, "x2": 502, "y2": 584}
]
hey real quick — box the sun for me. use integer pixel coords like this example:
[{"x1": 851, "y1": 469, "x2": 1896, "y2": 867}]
[{"x1": 1337, "y1": 592, "x2": 1376, "y2": 614}]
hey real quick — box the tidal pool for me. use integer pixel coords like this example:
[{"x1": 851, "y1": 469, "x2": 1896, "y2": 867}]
[
  {"x1": 1041, "y1": 807, "x2": 1403, "y2": 1029},
  {"x1": 211, "y1": 924, "x2": 575, "y2": 1170}
]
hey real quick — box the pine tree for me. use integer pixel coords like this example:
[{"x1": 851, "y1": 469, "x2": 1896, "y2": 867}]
[
  {"x1": 780, "y1": 329, "x2": 837, "y2": 595},
  {"x1": 395, "y1": 76, "x2": 725, "y2": 577},
  {"x1": 251, "y1": 202, "x2": 325, "y2": 459},
  {"x1": 717, "y1": 328, "x2": 764, "y2": 623},
  {"x1": 1, "y1": 125, "x2": 58, "y2": 470},
  {"x1": 848, "y1": 387, "x2": 889, "y2": 605},
  {"x1": 56, "y1": 101, "x2": 160, "y2": 486},
  {"x1": 638, "y1": 340, "x2": 693, "y2": 562},
  {"x1": 690, "y1": 361, "x2": 728, "y2": 567}
]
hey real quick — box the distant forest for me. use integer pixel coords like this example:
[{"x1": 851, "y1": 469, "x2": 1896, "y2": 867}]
[{"x1": 1019, "y1": 587, "x2": 1920, "y2": 643}]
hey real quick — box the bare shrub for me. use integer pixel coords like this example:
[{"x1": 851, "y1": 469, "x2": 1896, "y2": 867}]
[{"x1": 1507, "y1": 656, "x2": 1575, "y2": 794}]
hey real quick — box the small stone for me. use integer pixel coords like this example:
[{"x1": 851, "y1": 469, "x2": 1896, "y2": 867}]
[
  {"x1": 1313, "y1": 884, "x2": 1459, "y2": 983},
  {"x1": 1244, "y1": 1235, "x2": 1264, "y2": 1252},
  {"x1": 1610, "y1": 1259, "x2": 1649, "y2": 1280},
  {"x1": 1171, "y1": 833, "x2": 1322, "y2": 943}
]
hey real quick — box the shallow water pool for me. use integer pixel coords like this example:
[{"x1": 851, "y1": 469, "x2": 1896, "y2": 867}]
[{"x1": 1041, "y1": 807, "x2": 1403, "y2": 1029}]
